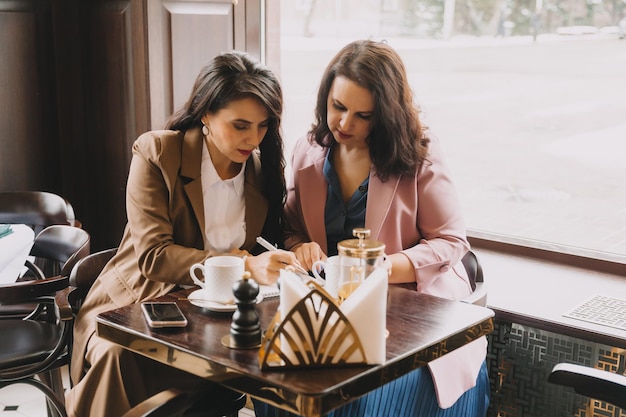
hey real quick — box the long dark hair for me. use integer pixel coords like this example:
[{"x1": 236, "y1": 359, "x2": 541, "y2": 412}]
[
  {"x1": 165, "y1": 51, "x2": 286, "y2": 246},
  {"x1": 309, "y1": 40, "x2": 430, "y2": 181}
]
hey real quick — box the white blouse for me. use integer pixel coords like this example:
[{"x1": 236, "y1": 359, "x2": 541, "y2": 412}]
[{"x1": 201, "y1": 142, "x2": 246, "y2": 253}]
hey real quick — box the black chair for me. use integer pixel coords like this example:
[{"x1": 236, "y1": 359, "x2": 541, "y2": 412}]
[
  {"x1": 56, "y1": 248, "x2": 247, "y2": 417},
  {"x1": 28, "y1": 225, "x2": 91, "y2": 280},
  {"x1": 57, "y1": 247, "x2": 118, "y2": 370},
  {"x1": 0, "y1": 274, "x2": 244, "y2": 417},
  {"x1": 0, "y1": 224, "x2": 91, "y2": 417},
  {"x1": 461, "y1": 250, "x2": 488, "y2": 307},
  {"x1": 64, "y1": 247, "x2": 117, "y2": 313},
  {"x1": 548, "y1": 362, "x2": 626, "y2": 409},
  {"x1": 62, "y1": 197, "x2": 82, "y2": 229},
  {"x1": 0, "y1": 275, "x2": 72, "y2": 417},
  {"x1": 2, "y1": 225, "x2": 91, "y2": 319},
  {"x1": 0, "y1": 191, "x2": 84, "y2": 281}
]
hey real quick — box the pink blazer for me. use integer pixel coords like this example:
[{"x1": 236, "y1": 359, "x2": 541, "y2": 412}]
[{"x1": 285, "y1": 135, "x2": 487, "y2": 408}]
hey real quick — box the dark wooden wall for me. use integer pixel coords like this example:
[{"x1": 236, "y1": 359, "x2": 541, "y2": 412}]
[
  {"x1": 0, "y1": 1, "x2": 60, "y2": 192},
  {"x1": 0, "y1": 0, "x2": 260, "y2": 251}
]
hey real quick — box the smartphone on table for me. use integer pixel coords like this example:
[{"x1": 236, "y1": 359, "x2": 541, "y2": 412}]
[{"x1": 141, "y1": 302, "x2": 188, "y2": 328}]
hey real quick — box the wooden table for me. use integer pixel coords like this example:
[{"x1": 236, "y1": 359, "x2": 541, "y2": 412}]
[{"x1": 96, "y1": 285, "x2": 494, "y2": 417}]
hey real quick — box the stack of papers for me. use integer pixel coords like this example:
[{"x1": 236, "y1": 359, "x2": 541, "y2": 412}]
[
  {"x1": 0, "y1": 224, "x2": 34, "y2": 284},
  {"x1": 259, "y1": 283, "x2": 279, "y2": 299}
]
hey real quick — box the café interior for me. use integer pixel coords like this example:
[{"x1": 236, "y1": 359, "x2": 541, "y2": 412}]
[{"x1": 1, "y1": 1, "x2": 624, "y2": 417}]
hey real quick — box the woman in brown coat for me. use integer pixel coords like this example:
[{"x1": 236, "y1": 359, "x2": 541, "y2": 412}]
[{"x1": 66, "y1": 51, "x2": 297, "y2": 417}]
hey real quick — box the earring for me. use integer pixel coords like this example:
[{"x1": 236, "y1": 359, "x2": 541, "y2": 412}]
[{"x1": 202, "y1": 124, "x2": 209, "y2": 136}]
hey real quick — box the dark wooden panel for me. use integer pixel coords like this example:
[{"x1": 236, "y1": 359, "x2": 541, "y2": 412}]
[
  {"x1": 1, "y1": 0, "x2": 256, "y2": 252},
  {"x1": 54, "y1": 0, "x2": 149, "y2": 251},
  {"x1": 0, "y1": 0, "x2": 60, "y2": 191},
  {"x1": 147, "y1": 0, "x2": 235, "y2": 129},
  {"x1": 82, "y1": 1, "x2": 135, "y2": 250}
]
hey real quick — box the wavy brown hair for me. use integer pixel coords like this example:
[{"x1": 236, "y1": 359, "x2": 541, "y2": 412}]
[
  {"x1": 309, "y1": 40, "x2": 430, "y2": 181},
  {"x1": 165, "y1": 51, "x2": 286, "y2": 247}
]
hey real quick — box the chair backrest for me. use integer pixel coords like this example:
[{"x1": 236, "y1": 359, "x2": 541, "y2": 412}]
[
  {"x1": 461, "y1": 250, "x2": 488, "y2": 307},
  {"x1": 0, "y1": 275, "x2": 68, "y2": 305},
  {"x1": 548, "y1": 362, "x2": 626, "y2": 410},
  {"x1": 0, "y1": 191, "x2": 71, "y2": 235},
  {"x1": 62, "y1": 197, "x2": 82, "y2": 228},
  {"x1": 0, "y1": 272, "x2": 72, "y2": 417},
  {"x1": 7, "y1": 225, "x2": 89, "y2": 320},
  {"x1": 461, "y1": 250, "x2": 483, "y2": 291},
  {"x1": 68, "y1": 248, "x2": 117, "y2": 313},
  {"x1": 30, "y1": 225, "x2": 91, "y2": 278}
]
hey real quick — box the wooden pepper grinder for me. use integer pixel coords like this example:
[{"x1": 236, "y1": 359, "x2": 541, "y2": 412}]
[{"x1": 222, "y1": 271, "x2": 261, "y2": 349}]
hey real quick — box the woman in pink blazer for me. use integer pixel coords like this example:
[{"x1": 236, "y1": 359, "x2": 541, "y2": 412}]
[{"x1": 254, "y1": 40, "x2": 489, "y2": 416}]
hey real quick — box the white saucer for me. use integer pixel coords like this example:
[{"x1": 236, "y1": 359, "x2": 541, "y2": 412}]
[{"x1": 188, "y1": 289, "x2": 263, "y2": 312}]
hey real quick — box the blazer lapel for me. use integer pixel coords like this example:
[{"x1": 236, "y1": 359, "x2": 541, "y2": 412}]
[
  {"x1": 243, "y1": 152, "x2": 267, "y2": 249},
  {"x1": 298, "y1": 147, "x2": 329, "y2": 253},
  {"x1": 180, "y1": 128, "x2": 205, "y2": 234},
  {"x1": 366, "y1": 171, "x2": 400, "y2": 240}
]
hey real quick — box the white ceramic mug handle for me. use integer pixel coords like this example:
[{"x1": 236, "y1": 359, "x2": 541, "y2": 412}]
[
  {"x1": 189, "y1": 263, "x2": 206, "y2": 288},
  {"x1": 382, "y1": 253, "x2": 392, "y2": 276},
  {"x1": 312, "y1": 260, "x2": 325, "y2": 282}
]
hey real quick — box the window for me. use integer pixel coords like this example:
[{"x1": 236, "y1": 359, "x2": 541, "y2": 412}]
[{"x1": 276, "y1": 0, "x2": 626, "y2": 261}]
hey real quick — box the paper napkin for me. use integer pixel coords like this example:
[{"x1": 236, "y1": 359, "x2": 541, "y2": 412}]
[
  {"x1": 0, "y1": 224, "x2": 34, "y2": 284},
  {"x1": 279, "y1": 267, "x2": 388, "y2": 365},
  {"x1": 0, "y1": 224, "x2": 13, "y2": 239}
]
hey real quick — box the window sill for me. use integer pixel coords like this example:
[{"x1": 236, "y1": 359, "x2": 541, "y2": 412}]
[{"x1": 468, "y1": 231, "x2": 626, "y2": 349}]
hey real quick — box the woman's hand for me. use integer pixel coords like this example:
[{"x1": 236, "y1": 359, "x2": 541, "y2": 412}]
[
  {"x1": 293, "y1": 242, "x2": 326, "y2": 272},
  {"x1": 229, "y1": 248, "x2": 250, "y2": 257},
  {"x1": 245, "y1": 250, "x2": 301, "y2": 285},
  {"x1": 386, "y1": 252, "x2": 414, "y2": 284}
]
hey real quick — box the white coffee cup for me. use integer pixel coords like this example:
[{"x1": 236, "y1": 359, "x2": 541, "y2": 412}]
[
  {"x1": 189, "y1": 256, "x2": 244, "y2": 303},
  {"x1": 312, "y1": 256, "x2": 362, "y2": 299}
]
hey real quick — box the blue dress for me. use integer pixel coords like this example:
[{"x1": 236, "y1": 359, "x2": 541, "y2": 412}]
[
  {"x1": 322, "y1": 147, "x2": 368, "y2": 257},
  {"x1": 256, "y1": 149, "x2": 491, "y2": 416},
  {"x1": 253, "y1": 361, "x2": 490, "y2": 417}
]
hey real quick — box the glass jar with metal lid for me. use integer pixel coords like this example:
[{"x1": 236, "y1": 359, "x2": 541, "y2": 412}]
[{"x1": 336, "y1": 228, "x2": 386, "y2": 299}]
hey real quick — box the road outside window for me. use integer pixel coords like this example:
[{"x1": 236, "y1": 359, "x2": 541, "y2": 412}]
[{"x1": 278, "y1": 0, "x2": 626, "y2": 259}]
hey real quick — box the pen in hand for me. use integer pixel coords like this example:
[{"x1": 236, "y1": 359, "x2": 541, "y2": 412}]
[
  {"x1": 255, "y1": 236, "x2": 310, "y2": 276},
  {"x1": 255, "y1": 236, "x2": 279, "y2": 252}
]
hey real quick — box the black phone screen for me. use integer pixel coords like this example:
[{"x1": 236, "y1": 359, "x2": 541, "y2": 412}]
[{"x1": 141, "y1": 302, "x2": 188, "y2": 328}]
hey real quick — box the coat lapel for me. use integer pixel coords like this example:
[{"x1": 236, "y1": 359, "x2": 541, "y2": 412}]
[
  {"x1": 180, "y1": 128, "x2": 205, "y2": 234},
  {"x1": 298, "y1": 147, "x2": 329, "y2": 253},
  {"x1": 242, "y1": 152, "x2": 267, "y2": 249},
  {"x1": 366, "y1": 171, "x2": 400, "y2": 240}
]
